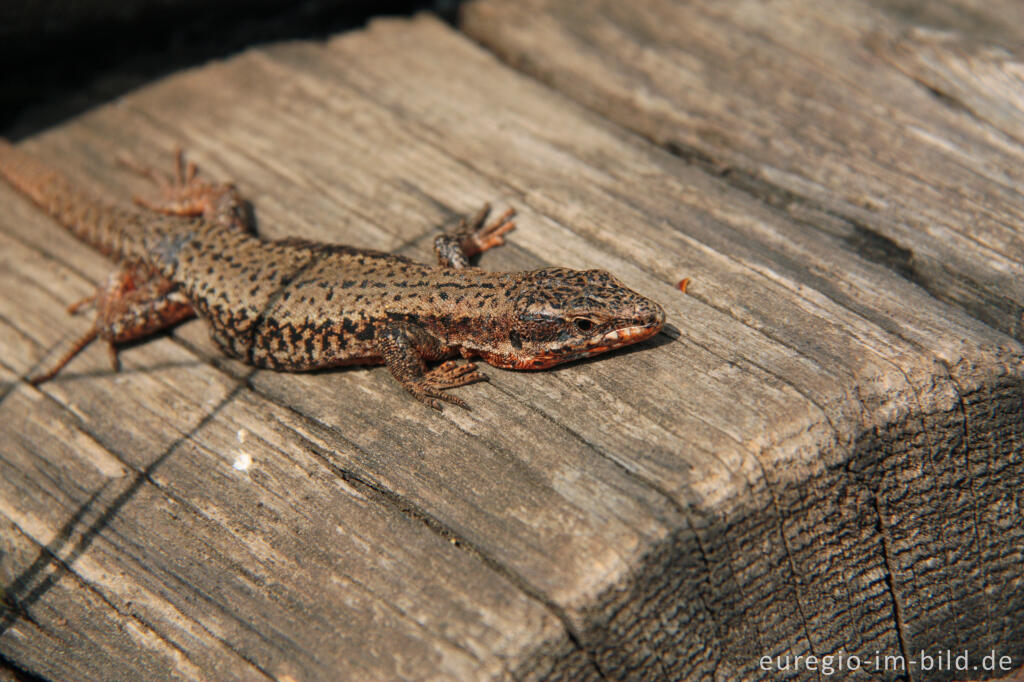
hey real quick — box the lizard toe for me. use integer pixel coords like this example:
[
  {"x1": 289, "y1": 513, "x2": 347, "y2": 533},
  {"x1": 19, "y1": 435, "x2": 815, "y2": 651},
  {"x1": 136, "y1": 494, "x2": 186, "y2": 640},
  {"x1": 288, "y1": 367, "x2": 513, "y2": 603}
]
[
  {"x1": 437, "y1": 392, "x2": 470, "y2": 410},
  {"x1": 418, "y1": 394, "x2": 444, "y2": 411},
  {"x1": 122, "y1": 148, "x2": 234, "y2": 220},
  {"x1": 408, "y1": 383, "x2": 470, "y2": 411},
  {"x1": 424, "y1": 361, "x2": 487, "y2": 389},
  {"x1": 471, "y1": 208, "x2": 516, "y2": 252}
]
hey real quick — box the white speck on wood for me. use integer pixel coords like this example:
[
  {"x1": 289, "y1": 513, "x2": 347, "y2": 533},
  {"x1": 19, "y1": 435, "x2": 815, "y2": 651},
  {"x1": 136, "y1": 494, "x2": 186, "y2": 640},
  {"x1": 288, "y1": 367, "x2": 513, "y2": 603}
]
[{"x1": 232, "y1": 453, "x2": 252, "y2": 471}]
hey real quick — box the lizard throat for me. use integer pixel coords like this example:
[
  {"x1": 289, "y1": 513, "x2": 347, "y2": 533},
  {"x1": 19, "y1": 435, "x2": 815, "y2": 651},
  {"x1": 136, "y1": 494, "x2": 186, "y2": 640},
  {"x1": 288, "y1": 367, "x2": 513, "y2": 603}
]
[{"x1": 492, "y1": 322, "x2": 663, "y2": 371}]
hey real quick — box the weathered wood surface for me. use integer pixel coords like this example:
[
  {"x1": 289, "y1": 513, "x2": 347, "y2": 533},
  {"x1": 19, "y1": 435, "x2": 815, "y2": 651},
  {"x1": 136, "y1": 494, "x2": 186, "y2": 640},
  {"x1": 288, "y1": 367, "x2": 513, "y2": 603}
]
[
  {"x1": 0, "y1": 7, "x2": 1021, "y2": 681},
  {"x1": 464, "y1": 0, "x2": 1024, "y2": 343}
]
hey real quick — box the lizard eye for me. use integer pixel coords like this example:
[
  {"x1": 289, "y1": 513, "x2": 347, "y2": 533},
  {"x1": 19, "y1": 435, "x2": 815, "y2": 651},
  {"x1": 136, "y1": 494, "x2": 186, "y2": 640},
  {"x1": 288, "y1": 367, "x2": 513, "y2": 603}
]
[{"x1": 573, "y1": 318, "x2": 595, "y2": 333}]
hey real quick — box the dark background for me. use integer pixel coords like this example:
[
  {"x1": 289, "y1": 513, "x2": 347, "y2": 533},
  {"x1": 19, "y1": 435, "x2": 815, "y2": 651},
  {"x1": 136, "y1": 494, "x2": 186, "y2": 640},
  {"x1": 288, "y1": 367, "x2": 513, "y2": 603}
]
[{"x1": 1, "y1": 0, "x2": 458, "y2": 140}]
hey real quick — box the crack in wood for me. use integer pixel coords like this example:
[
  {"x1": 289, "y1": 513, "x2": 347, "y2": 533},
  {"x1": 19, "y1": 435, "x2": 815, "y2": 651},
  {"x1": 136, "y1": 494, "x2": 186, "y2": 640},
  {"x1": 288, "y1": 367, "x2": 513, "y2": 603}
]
[
  {"x1": 872, "y1": 494, "x2": 914, "y2": 679},
  {"x1": 0, "y1": 383, "x2": 275, "y2": 680},
  {"x1": 265, "y1": 394, "x2": 612, "y2": 680},
  {"x1": 944, "y1": 366, "x2": 995, "y2": 648}
]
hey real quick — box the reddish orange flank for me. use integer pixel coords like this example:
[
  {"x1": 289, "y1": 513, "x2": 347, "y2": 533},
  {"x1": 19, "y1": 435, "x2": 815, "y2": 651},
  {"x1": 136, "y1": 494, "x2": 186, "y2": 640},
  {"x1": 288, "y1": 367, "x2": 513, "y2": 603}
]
[{"x1": 677, "y1": 277, "x2": 691, "y2": 294}]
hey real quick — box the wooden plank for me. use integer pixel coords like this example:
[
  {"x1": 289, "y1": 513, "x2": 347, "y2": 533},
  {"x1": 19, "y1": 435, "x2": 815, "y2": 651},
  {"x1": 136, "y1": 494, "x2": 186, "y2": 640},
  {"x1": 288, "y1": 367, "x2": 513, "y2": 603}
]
[
  {"x1": 463, "y1": 0, "x2": 1024, "y2": 344},
  {"x1": 0, "y1": 11, "x2": 1021, "y2": 680},
  {"x1": 0, "y1": 170, "x2": 577, "y2": 677},
  {"x1": 0, "y1": 356, "x2": 573, "y2": 679}
]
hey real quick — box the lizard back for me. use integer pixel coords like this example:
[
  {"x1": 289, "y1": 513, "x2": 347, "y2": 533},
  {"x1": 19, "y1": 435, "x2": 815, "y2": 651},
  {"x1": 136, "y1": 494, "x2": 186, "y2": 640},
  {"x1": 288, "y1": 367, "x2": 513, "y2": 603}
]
[{"x1": 157, "y1": 224, "x2": 511, "y2": 370}]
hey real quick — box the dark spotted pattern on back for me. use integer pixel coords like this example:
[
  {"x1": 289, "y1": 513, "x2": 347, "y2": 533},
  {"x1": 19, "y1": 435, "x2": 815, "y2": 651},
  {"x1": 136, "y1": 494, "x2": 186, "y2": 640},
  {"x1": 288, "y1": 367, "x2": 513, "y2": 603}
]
[
  {"x1": 161, "y1": 229, "x2": 665, "y2": 373},
  {"x1": 0, "y1": 140, "x2": 666, "y2": 401},
  {"x1": 166, "y1": 228, "x2": 318, "y2": 359}
]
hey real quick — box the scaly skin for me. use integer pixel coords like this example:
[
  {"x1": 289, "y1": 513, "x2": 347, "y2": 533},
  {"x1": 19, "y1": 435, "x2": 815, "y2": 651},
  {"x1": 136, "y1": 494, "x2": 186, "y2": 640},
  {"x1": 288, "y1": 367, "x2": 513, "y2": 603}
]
[{"x1": 0, "y1": 139, "x2": 665, "y2": 409}]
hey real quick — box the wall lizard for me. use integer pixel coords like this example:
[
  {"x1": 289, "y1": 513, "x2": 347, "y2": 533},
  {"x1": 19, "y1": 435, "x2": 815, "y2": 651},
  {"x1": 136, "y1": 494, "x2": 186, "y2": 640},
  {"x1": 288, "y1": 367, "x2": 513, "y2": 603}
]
[{"x1": 0, "y1": 139, "x2": 665, "y2": 409}]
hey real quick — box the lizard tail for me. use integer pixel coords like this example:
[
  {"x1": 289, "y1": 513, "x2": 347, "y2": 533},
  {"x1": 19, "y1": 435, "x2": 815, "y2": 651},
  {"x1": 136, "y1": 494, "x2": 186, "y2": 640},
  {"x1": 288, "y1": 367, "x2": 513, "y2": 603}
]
[{"x1": 0, "y1": 138, "x2": 142, "y2": 261}]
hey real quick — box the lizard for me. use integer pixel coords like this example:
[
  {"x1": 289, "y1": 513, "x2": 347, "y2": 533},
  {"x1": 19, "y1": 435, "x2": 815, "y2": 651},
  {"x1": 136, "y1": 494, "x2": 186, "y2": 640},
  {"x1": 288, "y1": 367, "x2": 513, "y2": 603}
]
[{"x1": 0, "y1": 139, "x2": 666, "y2": 409}]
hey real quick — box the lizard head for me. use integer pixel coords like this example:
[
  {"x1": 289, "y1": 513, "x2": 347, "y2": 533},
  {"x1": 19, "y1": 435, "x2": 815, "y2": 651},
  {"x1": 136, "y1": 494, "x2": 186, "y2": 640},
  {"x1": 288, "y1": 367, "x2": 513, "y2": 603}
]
[{"x1": 481, "y1": 267, "x2": 665, "y2": 370}]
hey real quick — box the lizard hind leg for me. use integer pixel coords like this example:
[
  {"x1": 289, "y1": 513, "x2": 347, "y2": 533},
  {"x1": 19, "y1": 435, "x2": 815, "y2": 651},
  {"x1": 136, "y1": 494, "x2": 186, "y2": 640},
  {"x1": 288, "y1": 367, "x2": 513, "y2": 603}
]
[
  {"x1": 434, "y1": 203, "x2": 516, "y2": 269},
  {"x1": 118, "y1": 148, "x2": 253, "y2": 233},
  {"x1": 29, "y1": 265, "x2": 195, "y2": 384}
]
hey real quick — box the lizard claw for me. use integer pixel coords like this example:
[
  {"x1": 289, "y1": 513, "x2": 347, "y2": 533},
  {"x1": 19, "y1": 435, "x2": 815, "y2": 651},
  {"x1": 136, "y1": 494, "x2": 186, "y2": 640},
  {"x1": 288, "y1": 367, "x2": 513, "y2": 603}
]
[{"x1": 466, "y1": 206, "x2": 516, "y2": 255}]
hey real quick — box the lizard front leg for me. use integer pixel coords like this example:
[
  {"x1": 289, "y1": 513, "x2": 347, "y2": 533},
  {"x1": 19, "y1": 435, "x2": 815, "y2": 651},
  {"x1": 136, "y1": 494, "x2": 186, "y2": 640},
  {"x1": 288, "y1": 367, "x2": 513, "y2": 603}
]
[
  {"x1": 434, "y1": 203, "x2": 516, "y2": 269},
  {"x1": 378, "y1": 322, "x2": 487, "y2": 410},
  {"x1": 30, "y1": 265, "x2": 194, "y2": 384}
]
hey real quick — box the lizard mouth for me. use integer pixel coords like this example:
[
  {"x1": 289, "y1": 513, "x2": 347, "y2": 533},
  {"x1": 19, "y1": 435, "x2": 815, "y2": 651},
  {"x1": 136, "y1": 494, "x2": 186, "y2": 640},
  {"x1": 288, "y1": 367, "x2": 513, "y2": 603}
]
[
  {"x1": 597, "y1": 324, "x2": 660, "y2": 348},
  {"x1": 514, "y1": 320, "x2": 664, "y2": 370}
]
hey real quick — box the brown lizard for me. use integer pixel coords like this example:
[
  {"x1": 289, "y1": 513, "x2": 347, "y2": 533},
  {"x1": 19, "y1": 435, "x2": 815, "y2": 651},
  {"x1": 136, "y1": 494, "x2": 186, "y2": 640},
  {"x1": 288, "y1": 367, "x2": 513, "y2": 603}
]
[{"x1": 0, "y1": 139, "x2": 665, "y2": 409}]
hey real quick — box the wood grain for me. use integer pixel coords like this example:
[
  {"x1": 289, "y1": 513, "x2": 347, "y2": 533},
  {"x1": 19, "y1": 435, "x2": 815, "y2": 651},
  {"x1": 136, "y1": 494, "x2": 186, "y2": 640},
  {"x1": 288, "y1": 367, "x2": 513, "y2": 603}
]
[
  {"x1": 0, "y1": 9, "x2": 1022, "y2": 680},
  {"x1": 463, "y1": 0, "x2": 1024, "y2": 344}
]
